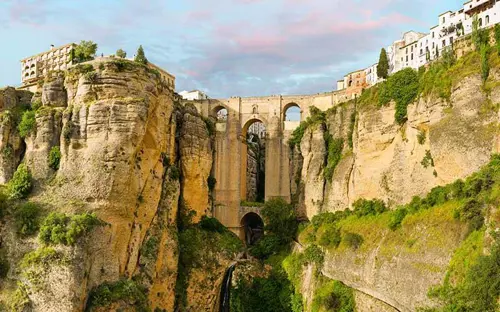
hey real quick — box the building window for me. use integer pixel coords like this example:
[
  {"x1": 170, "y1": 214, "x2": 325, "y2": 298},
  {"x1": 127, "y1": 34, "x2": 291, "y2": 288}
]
[
  {"x1": 411, "y1": 54, "x2": 414, "y2": 60},
  {"x1": 486, "y1": 15, "x2": 490, "y2": 24},
  {"x1": 406, "y1": 56, "x2": 408, "y2": 62},
  {"x1": 442, "y1": 40, "x2": 446, "y2": 47},
  {"x1": 432, "y1": 32, "x2": 435, "y2": 38},
  {"x1": 443, "y1": 16, "x2": 445, "y2": 23},
  {"x1": 406, "y1": 47, "x2": 408, "y2": 53},
  {"x1": 479, "y1": 18, "x2": 483, "y2": 27}
]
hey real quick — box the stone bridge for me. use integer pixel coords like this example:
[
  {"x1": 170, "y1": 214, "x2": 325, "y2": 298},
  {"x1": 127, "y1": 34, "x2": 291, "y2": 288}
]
[{"x1": 185, "y1": 91, "x2": 350, "y2": 237}]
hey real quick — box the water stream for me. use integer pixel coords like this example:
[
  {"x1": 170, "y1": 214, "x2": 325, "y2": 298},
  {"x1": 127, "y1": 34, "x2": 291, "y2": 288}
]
[{"x1": 218, "y1": 264, "x2": 236, "y2": 312}]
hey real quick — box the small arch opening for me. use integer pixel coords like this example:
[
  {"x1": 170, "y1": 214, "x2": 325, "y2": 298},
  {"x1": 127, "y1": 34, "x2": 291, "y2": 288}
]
[
  {"x1": 241, "y1": 119, "x2": 266, "y2": 203},
  {"x1": 284, "y1": 104, "x2": 301, "y2": 122},
  {"x1": 213, "y1": 106, "x2": 228, "y2": 122},
  {"x1": 241, "y1": 212, "x2": 264, "y2": 245}
]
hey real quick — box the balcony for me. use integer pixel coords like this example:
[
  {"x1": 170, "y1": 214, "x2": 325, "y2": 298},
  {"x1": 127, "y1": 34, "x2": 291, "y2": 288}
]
[{"x1": 464, "y1": 0, "x2": 495, "y2": 15}]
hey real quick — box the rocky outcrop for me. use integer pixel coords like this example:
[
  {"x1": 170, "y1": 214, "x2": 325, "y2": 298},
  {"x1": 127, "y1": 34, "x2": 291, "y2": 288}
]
[
  {"x1": 41, "y1": 77, "x2": 67, "y2": 107},
  {"x1": 0, "y1": 60, "x2": 182, "y2": 311},
  {"x1": 0, "y1": 87, "x2": 30, "y2": 183},
  {"x1": 293, "y1": 73, "x2": 499, "y2": 220},
  {"x1": 179, "y1": 104, "x2": 213, "y2": 221}
]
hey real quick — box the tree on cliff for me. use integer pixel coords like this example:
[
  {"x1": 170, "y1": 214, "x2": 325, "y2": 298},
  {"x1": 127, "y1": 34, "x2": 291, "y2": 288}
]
[
  {"x1": 71, "y1": 40, "x2": 98, "y2": 63},
  {"x1": 377, "y1": 48, "x2": 389, "y2": 79},
  {"x1": 116, "y1": 49, "x2": 127, "y2": 58},
  {"x1": 134, "y1": 45, "x2": 148, "y2": 65}
]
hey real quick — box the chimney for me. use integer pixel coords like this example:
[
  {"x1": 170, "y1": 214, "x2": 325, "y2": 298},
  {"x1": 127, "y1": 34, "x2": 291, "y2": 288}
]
[{"x1": 50, "y1": 44, "x2": 55, "y2": 50}]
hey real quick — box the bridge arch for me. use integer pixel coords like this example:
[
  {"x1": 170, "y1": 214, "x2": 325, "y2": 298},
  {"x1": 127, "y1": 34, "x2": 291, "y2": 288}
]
[
  {"x1": 240, "y1": 118, "x2": 266, "y2": 203},
  {"x1": 212, "y1": 105, "x2": 228, "y2": 122},
  {"x1": 240, "y1": 212, "x2": 264, "y2": 245}
]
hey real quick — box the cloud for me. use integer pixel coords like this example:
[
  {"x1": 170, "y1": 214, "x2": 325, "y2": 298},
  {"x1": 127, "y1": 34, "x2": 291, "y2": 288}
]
[{"x1": 0, "y1": 0, "x2": 454, "y2": 97}]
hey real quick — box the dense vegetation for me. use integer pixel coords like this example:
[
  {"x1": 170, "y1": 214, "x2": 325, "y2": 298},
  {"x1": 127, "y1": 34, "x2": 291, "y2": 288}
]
[
  {"x1": 86, "y1": 279, "x2": 149, "y2": 312},
  {"x1": 70, "y1": 40, "x2": 98, "y2": 64},
  {"x1": 296, "y1": 154, "x2": 500, "y2": 312},
  {"x1": 175, "y1": 213, "x2": 243, "y2": 309},
  {"x1": 48, "y1": 146, "x2": 61, "y2": 170},
  {"x1": 231, "y1": 199, "x2": 299, "y2": 312},
  {"x1": 38, "y1": 212, "x2": 101, "y2": 246},
  {"x1": 8, "y1": 164, "x2": 32, "y2": 199}
]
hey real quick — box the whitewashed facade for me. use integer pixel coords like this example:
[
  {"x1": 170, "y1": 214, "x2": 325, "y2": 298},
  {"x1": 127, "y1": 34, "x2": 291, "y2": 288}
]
[
  {"x1": 179, "y1": 90, "x2": 209, "y2": 100},
  {"x1": 365, "y1": 63, "x2": 379, "y2": 86},
  {"x1": 343, "y1": 0, "x2": 500, "y2": 83}
]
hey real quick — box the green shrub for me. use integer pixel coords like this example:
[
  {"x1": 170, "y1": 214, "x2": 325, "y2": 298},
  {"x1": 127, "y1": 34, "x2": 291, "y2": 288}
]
[
  {"x1": 83, "y1": 71, "x2": 98, "y2": 83},
  {"x1": 457, "y1": 199, "x2": 485, "y2": 235},
  {"x1": 71, "y1": 41, "x2": 97, "y2": 64},
  {"x1": 140, "y1": 236, "x2": 159, "y2": 261},
  {"x1": 481, "y1": 44, "x2": 490, "y2": 83},
  {"x1": 388, "y1": 207, "x2": 408, "y2": 231},
  {"x1": 352, "y1": 199, "x2": 387, "y2": 217},
  {"x1": 63, "y1": 120, "x2": 74, "y2": 142},
  {"x1": 421, "y1": 150, "x2": 434, "y2": 168},
  {"x1": 249, "y1": 234, "x2": 283, "y2": 259},
  {"x1": 377, "y1": 68, "x2": 419, "y2": 124},
  {"x1": 303, "y1": 245, "x2": 324, "y2": 266},
  {"x1": 20, "y1": 247, "x2": 62, "y2": 268},
  {"x1": 428, "y1": 240, "x2": 499, "y2": 312},
  {"x1": 343, "y1": 232, "x2": 364, "y2": 250},
  {"x1": 39, "y1": 212, "x2": 101, "y2": 245},
  {"x1": 86, "y1": 279, "x2": 149, "y2": 311},
  {"x1": 261, "y1": 198, "x2": 298, "y2": 245},
  {"x1": 318, "y1": 223, "x2": 341, "y2": 249},
  {"x1": 324, "y1": 135, "x2": 343, "y2": 181},
  {"x1": 14, "y1": 202, "x2": 42, "y2": 237},
  {"x1": 169, "y1": 165, "x2": 180, "y2": 180},
  {"x1": 18, "y1": 110, "x2": 36, "y2": 138},
  {"x1": 2, "y1": 143, "x2": 13, "y2": 158},
  {"x1": 417, "y1": 130, "x2": 426, "y2": 145},
  {"x1": 8, "y1": 164, "x2": 32, "y2": 199},
  {"x1": 199, "y1": 215, "x2": 225, "y2": 233},
  {"x1": 48, "y1": 146, "x2": 61, "y2": 170},
  {"x1": 312, "y1": 279, "x2": 355, "y2": 312},
  {"x1": 10, "y1": 283, "x2": 30, "y2": 312}
]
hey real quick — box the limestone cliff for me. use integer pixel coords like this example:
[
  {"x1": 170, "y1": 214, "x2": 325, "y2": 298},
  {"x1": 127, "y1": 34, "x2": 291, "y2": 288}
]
[
  {"x1": 289, "y1": 60, "x2": 500, "y2": 311},
  {"x1": 293, "y1": 72, "x2": 498, "y2": 220},
  {"x1": 0, "y1": 59, "x2": 219, "y2": 312}
]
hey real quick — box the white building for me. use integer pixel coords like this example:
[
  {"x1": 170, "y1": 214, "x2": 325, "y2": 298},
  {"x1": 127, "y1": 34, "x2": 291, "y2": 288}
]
[
  {"x1": 336, "y1": 80, "x2": 345, "y2": 91},
  {"x1": 364, "y1": 63, "x2": 379, "y2": 86},
  {"x1": 389, "y1": 31, "x2": 426, "y2": 73},
  {"x1": 179, "y1": 90, "x2": 209, "y2": 101}
]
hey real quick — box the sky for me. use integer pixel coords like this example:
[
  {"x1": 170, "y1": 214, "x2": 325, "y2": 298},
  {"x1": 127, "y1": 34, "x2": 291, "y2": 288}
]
[{"x1": 1, "y1": 0, "x2": 459, "y2": 98}]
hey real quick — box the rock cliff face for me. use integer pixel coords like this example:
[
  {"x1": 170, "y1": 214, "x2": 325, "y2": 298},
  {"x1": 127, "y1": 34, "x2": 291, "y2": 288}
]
[
  {"x1": 290, "y1": 69, "x2": 500, "y2": 311},
  {"x1": 0, "y1": 60, "x2": 219, "y2": 312},
  {"x1": 293, "y1": 73, "x2": 498, "y2": 220},
  {"x1": 0, "y1": 87, "x2": 30, "y2": 184}
]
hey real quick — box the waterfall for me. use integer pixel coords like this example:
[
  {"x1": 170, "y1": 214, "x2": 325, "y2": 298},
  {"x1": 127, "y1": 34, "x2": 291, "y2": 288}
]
[{"x1": 219, "y1": 264, "x2": 236, "y2": 312}]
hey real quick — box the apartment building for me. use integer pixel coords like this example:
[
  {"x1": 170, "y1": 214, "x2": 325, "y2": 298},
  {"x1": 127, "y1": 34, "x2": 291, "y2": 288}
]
[{"x1": 20, "y1": 44, "x2": 74, "y2": 91}]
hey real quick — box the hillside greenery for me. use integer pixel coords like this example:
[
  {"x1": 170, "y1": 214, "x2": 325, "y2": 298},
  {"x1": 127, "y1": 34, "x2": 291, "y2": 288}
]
[
  {"x1": 294, "y1": 154, "x2": 500, "y2": 311},
  {"x1": 290, "y1": 41, "x2": 500, "y2": 150}
]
